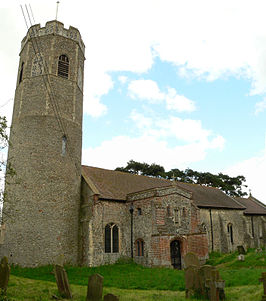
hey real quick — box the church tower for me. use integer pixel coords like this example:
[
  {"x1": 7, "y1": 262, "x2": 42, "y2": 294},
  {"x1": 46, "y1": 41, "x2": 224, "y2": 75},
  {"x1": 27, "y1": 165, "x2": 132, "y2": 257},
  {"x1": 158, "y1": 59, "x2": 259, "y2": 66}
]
[{"x1": 2, "y1": 21, "x2": 85, "y2": 266}]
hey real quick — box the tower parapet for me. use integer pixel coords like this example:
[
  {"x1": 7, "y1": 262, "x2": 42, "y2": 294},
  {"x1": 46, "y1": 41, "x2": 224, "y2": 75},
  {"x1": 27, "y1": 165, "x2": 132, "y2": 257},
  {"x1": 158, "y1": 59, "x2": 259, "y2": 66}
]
[{"x1": 21, "y1": 21, "x2": 85, "y2": 55}]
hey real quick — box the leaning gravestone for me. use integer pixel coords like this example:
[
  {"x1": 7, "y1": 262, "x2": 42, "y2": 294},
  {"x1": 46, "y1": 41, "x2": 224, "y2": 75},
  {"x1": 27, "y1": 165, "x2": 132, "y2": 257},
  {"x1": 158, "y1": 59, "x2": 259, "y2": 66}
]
[
  {"x1": 86, "y1": 274, "x2": 104, "y2": 301},
  {"x1": 54, "y1": 265, "x2": 72, "y2": 299},
  {"x1": 184, "y1": 252, "x2": 200, "y2": 268},
  {"x1": 104, "y1": 293, "x2": 119, "y2": 301},
  {"x1": 259, "y1": 272, "x2": 266, "y2": 301},
  {"x1": 0, "y1": 257, "x2": 10, "y2": 294}
]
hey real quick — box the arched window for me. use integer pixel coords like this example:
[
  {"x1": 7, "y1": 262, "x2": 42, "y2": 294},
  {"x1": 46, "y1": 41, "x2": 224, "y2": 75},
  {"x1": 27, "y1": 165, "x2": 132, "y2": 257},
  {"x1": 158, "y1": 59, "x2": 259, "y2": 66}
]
[
  {"x1": 227, "y1": 223, "x2": 233, "y2": 244},
  {"x1": 58, "y1": 55, "x2": 69, "y2": 78},
  {"x1": 105, "y1": 223, "x2": 119, "y2": 253},
  {"x1": 135, "y1": 239, "x2": 144, "y2": 256},
  {"x1": 19, "y1": 62, "x2": 24, "y2": 84}
]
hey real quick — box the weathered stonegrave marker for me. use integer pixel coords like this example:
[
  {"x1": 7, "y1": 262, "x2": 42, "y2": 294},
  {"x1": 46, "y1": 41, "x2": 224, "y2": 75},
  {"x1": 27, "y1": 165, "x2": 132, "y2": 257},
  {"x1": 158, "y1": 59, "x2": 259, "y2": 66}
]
[
  {"x1": 259, "y1": 272, "x2": 266, "y2": 301},
  {"x1": 54, "y1": 265, "x2": 72, "y2": 299},
  {"x1": 104, "y1": 293, "x2": 119, "y2": 301},
  {"x1": 205, "y1": 269, "x2": 225, "y2": 301},
  {"x1": 184, "y1": 252, "x2": 200, "y2": 268},
  {"x1": 185, "y1": 265, "x2": 200, "y2": 298},
  {"x1": 238, "y1": 254, "x2": 245, "y2": 261},
  {"x1": 86, "y1": 274, "x2": 104, "y2": 301},
  {"x1": 198, "y1": 265, "x2": 215, "y2": 298},
  {"x1": 0, "y1": 257, "x2": 10, "y2": 294},
  {"x1": 237, "y1": 246, "x2": 246, "y2": 261},
  {"x1": 184, "y1": 253, "x2": 225, "y2": 300},
  {"x1": 184, "y1": 252, "x2": 201, "y2": 298}
]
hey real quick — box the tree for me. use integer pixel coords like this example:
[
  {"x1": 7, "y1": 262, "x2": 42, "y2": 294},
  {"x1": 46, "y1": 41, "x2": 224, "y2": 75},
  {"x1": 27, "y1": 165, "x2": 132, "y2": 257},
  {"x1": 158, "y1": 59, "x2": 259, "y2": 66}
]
[
  {"x1": 0, "y1": 116, "x2": 15, "y2": 211},
  {"x1": 115, "y1": 160, "x2": 248, "y2": 197}
]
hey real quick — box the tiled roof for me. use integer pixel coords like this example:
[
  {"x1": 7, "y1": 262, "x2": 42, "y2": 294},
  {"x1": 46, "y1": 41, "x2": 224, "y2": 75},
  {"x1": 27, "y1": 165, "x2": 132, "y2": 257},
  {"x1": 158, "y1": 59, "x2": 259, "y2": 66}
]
[
  {"x1": 82, "y1": 166, "x2": 246, "y2": 209},
  {"x1": 235, "y1": 196, "x2": 266, "y2": 215}
]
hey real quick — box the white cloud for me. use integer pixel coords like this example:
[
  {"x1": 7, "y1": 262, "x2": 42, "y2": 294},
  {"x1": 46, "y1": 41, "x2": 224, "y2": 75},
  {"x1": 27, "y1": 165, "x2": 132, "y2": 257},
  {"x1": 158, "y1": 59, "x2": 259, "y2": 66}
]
[
  {"x1": 84, "y1": 97, "x2": 107, "y2": 118},
  {"x1": 165, "y1": 88, "x2": 196, "y2": 112},
  {"x1": 4, "y1": 1, "x2": 266, "y2": 118},
  {"x1": 255, "y1": 98, "x2": 266, "y2": 115},
  {"x1": 82, "y1": 135, "x2": 214, "y2": 172},
  {"x1": 83, "y1": 111, "x2": 225, "y2": 171},
  {"x1": 118, "y1": 76, "x2": 128, "y2": 84},
  {"x1": 83, "y1": 72, "x2": 113, "y2": 117},
  {"x1": 130, "y1": 110, "x2": 153, "y2": 129},
  {"x1": 130, "y1": 113, "x2": 225, "y2": 147},
  {"x1": 225, "y1": 145, "x2": 266, "y2": 204},
  {"x1": 128, "y1": 80, "x2": 164, "y2": 103},
  {"x1": 128, "y1": 79, "x2": 196, "y2": 112}
]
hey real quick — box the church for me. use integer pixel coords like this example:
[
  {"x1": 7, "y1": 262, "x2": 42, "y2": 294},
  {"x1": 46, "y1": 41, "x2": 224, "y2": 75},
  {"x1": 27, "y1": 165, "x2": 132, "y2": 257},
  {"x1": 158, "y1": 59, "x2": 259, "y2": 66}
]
[{"x1": 1, "y1": 20, "x2": 265, "y2": 268}]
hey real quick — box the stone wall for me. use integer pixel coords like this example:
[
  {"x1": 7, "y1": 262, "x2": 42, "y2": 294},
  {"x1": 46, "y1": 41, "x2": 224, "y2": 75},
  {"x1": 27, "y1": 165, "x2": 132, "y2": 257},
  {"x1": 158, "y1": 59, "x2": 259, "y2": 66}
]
[
  {"x1": 242, "y1": 215, "x2": 266, "y2": 248},
  {"x1": 199, "y1": 208, "x2": 250, "y2": 252},
  {"x1": 1, "y1": 21, "x2": 85, "y2": 266},
  {"x1": 128, "y1": 186, "x2": 209, "y2": 268},
  {"x1": 80, "y1": 183, "x2": 208, "y2": 268},
  {"x1": 79, "y1": 181, "x2": 131, "y2": 266}
]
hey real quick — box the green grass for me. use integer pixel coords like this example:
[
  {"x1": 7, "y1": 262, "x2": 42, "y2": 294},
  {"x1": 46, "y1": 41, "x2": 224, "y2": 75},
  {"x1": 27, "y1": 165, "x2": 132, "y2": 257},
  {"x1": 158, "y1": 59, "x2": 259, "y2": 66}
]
[
  {"x1": 206, "y1": 248, "x2": 265, "y2": 268},
  {"x1": 11, "y1": 263, "x2": 185, "y2": 291},
  {"x1": 4, "y1": 276, "x2": 264, "y2": 301},
  {"x1": 7, "y1": 248, "x2": 266, "y2": 300}
]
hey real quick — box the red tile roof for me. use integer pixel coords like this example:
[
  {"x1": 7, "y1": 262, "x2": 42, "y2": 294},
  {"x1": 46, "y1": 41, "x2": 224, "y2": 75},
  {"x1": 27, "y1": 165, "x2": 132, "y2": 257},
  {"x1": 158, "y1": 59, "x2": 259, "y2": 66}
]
[
  {"x1": 82, "y1": 166, "x2": 246, "y2": 210},
  {"x1": 235, "y1": 196, "x2": 266, "y2": 215}
]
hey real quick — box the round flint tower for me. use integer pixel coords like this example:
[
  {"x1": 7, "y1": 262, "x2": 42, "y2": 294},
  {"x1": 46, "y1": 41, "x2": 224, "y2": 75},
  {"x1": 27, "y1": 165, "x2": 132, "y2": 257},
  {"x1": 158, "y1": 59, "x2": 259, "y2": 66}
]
[{"x1": 2, "y1": 21, "x2": 85, "y2": 266}]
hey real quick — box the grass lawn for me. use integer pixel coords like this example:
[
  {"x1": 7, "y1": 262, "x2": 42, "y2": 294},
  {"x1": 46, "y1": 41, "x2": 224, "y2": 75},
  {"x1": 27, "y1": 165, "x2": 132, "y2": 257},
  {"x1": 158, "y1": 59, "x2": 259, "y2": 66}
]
[
  {"x1": 5, "y1": 275, "x2": 263, "y2": 301},
  {"x1": 5, "y1": 248, "x2": 265, "y2": 300}
]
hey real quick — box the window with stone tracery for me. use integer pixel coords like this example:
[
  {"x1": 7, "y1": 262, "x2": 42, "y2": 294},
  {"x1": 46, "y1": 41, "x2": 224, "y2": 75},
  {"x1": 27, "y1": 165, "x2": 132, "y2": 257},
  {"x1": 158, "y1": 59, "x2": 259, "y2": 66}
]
[{"x1": 105, "y1": 223, "x2": 119, "y2": 253}]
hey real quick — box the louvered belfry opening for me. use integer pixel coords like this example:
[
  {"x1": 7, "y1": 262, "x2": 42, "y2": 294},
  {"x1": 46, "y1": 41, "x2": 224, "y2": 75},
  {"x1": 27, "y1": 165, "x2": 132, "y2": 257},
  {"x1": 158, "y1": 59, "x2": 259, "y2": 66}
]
[{"x1": 58, "y1": 54, "x2": 69, "y2": 78}]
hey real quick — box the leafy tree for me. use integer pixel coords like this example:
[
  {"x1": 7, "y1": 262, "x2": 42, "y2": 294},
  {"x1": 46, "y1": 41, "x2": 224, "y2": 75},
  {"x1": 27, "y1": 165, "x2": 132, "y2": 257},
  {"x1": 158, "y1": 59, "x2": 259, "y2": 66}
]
[
  {"x1": 115, "y1": 160, "x2": 248, "y2": 197},
  {"x1": 0, "y1": 116, "x2": 15, "y2": 213}
]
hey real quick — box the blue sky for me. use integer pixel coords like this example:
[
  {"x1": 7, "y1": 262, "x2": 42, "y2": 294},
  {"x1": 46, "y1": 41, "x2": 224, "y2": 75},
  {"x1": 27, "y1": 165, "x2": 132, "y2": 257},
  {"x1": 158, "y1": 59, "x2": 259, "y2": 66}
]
[{"x1": 1, "y1": 0, "x2": 266, "y2": 203}]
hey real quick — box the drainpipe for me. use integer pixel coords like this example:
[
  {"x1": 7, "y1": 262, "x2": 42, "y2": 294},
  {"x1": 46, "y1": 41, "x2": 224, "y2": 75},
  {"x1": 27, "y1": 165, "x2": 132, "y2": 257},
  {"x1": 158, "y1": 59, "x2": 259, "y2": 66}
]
[
  {"x1": 209, "y1": 208, "x2": 214, "y2": 252},
  {"x1": 251, "y1": 216, "x2": 254, "y2": 238},
  {"x1": 129, "y1": 203, "x2": 134, "y2": 258}
]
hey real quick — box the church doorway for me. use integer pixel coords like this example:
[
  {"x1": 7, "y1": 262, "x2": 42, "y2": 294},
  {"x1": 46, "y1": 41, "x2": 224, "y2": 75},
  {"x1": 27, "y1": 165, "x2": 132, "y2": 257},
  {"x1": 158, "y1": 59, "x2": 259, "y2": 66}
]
[{"x1": 170, "y1": 240, "x2": 181, "y2": 269}]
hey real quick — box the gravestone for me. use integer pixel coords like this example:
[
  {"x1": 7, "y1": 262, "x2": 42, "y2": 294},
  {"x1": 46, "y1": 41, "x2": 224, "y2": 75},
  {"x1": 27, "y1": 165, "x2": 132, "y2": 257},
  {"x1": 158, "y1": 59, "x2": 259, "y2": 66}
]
[
  {"x1": 185, "y1": 265, "x2": 200, "y2": 298},
  {"x1": 237, "y1": 245, "x2": 246, "y2": 255},
  {"x1": 205, "y1": 269, "x2": 225, "y2": 301},
  {"x1": 184, "y1": 252, "x2": 200, "y2": 268},
  {"x1": 104, "y1": 293, "x2": 119, "y2": 301},
  {"x1": 259, "y1": 272, "x2": 266, "y2": 301},
  {"x1": 86, "y1": 274, "x2": 104, "y2": 301},
  {"x1": 199, "y1": 265, "x2": 215, "y2": 298},
  {"x1": 0, "y1": 257, "x2": 10, "y2": 294},
  {"x1": 54, "y1": 265, "x2": 72, "y2": 299},
  {"x1": 238, "y1": 254, "x2": 245, "y2": 261}
]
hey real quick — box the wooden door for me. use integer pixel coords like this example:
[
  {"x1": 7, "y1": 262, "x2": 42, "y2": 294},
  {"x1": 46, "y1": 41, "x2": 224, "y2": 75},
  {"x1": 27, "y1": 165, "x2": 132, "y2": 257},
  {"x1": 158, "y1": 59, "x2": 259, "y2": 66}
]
[{"x1": 170, "y1": 240, "x2": 181, "y2": 269}]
